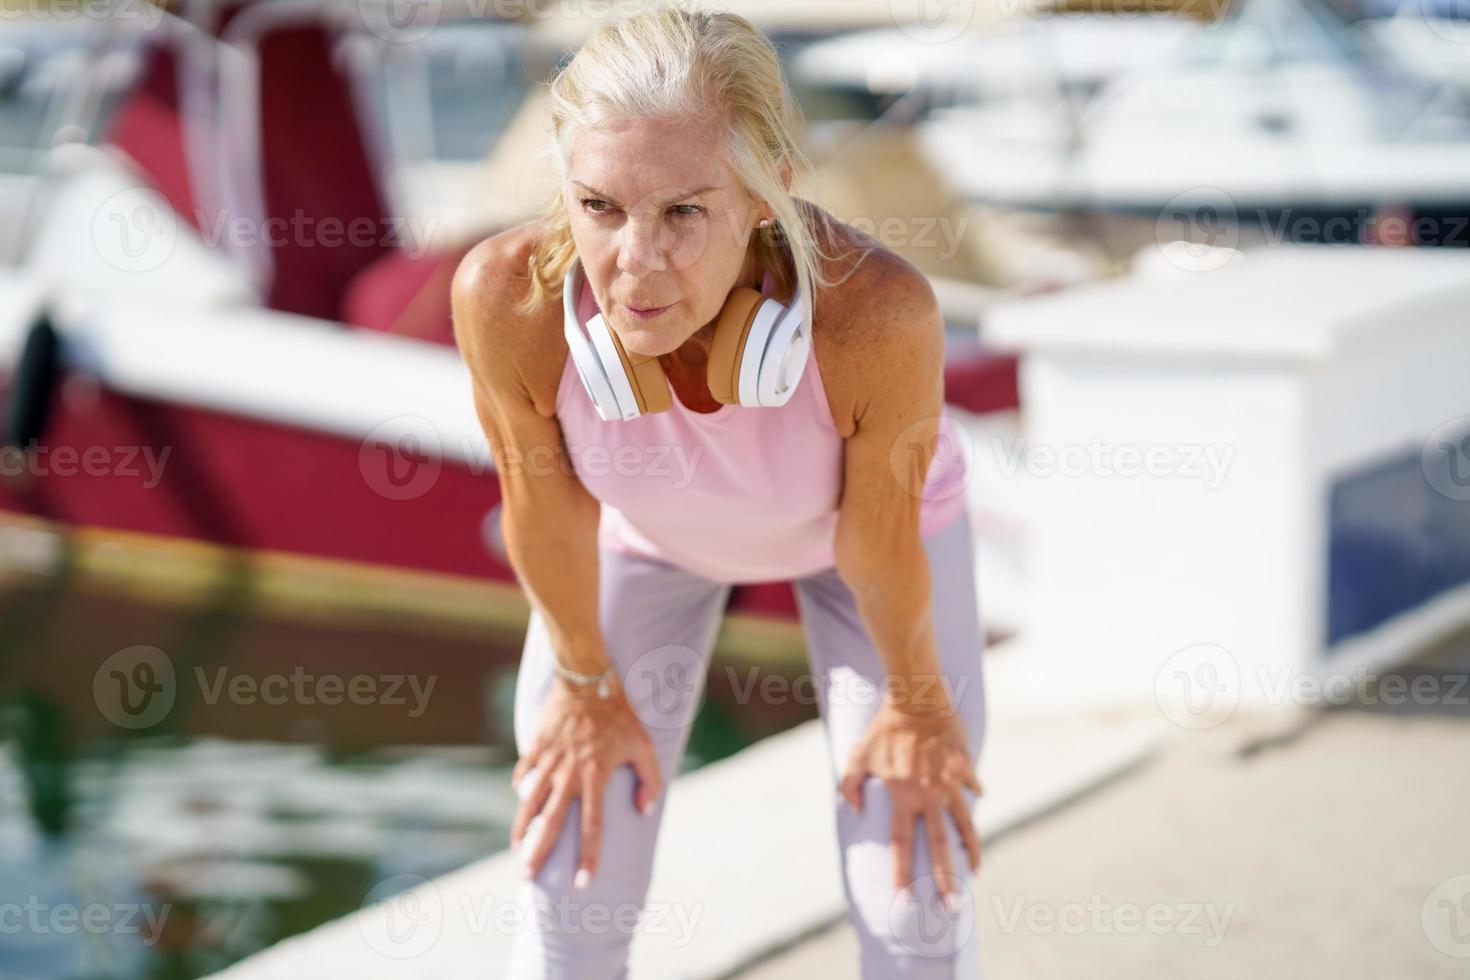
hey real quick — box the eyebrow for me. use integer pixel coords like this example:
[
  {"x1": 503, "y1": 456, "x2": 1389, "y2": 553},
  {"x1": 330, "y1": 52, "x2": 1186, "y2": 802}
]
[{"x1": 571, "y1": 181, "x2": 719, "y2": 206}]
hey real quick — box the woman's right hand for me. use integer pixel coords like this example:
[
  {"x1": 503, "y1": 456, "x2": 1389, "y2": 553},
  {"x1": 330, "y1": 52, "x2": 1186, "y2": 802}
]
[{"x1": 510, "y1": 675, "x2": 663, "y2": 888}]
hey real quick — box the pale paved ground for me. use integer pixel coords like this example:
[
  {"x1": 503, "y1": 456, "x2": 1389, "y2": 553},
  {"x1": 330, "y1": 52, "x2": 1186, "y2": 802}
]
[{"x1": 739, "y1": 635, "x2": 1470, "y2": 980}]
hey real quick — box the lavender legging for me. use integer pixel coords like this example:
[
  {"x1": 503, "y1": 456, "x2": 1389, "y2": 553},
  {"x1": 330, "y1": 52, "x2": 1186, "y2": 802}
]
[{"x1": 509, "y1": 509, "x2": 988, "y2": 979}]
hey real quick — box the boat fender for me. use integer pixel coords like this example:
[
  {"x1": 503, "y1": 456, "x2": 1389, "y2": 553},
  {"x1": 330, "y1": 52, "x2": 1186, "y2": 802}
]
[{"x1": 6, "y1": 311, "x2": 61, "y2": 451}]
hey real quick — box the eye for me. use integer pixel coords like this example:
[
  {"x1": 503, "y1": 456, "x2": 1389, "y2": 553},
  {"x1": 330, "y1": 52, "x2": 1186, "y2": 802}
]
[
  {"x1": 579, "y1": 197, "x2": 614, "y2": 214},
  {"x1": 670, "y1": 204, "x2": 705, "y2": 217}
]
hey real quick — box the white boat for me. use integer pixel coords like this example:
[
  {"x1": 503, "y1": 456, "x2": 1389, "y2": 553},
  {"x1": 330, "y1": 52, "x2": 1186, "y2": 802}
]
[
  {"x1": 914, "y1": 0, "x2": 1470, "y2": 221},
  {"x1": 790, "y1": 15, "x2": 1198, "y2": 105}
]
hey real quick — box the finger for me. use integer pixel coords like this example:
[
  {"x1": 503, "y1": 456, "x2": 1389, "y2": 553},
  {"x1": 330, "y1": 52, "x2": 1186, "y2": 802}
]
[
  {"x1": 839, "y1": 754, "x2": 868, "y2": 813},
  {"x1": 523, "y1": 775, "x2": 574, "y2": 876},
  {"x1": 577, "y1": 764, "x2": 605, "y2": 888},
  {"x1": 510, "y1": 757, "x2": 556, "y2": 847},
  {"x1": 628, "y1": 737, "x2": 662, "y2": 815},
  {"x1": 890, "y1": 798, "x2": 915, "y2": 895},
  {"x1": 925, "y1": 800, "x2": 958, "y2": 903},
  {"x1": 947, "y1": 785, "x2": 983, "y2": 874},
  {"x1": 944, "y1": 755, "x2": 984, "y2": 798},
  {"x1": 511, "y1": 737, "x2": 543, "y2": 789},
  {"x1": 963, "y1": 765, "x2": 984, "y2": 797}
]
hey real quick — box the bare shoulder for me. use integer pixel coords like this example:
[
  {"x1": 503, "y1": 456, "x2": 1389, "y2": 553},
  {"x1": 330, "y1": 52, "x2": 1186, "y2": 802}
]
[
  {"x1": 804, "y1": 207, "x2": 944, "y2": 438},
  {"x1": 450, "y1": 219, "x2": 566, "y2": 418}
]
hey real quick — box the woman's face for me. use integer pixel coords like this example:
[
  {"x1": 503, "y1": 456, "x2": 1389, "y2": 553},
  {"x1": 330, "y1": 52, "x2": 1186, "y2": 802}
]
[{"x1": 565, "y1": 114, "x2": 765, "y2": 358}]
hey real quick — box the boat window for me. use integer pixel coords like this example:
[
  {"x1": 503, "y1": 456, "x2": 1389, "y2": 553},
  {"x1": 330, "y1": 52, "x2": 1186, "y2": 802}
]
[
  {"x1": 0, "y1": 23, "x2": 143, "y2": 175},
  {"x1": 353, "y1": 21, "x2": 532, "y2": 163}
]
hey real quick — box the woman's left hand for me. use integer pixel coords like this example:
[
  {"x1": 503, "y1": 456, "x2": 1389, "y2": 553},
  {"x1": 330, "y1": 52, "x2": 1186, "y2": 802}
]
[{"x1": 839, "y1": 698, "x2": 984, "y2": 906}]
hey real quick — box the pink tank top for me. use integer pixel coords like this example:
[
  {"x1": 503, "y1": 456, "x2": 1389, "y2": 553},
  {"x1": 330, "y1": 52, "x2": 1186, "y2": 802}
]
[{"x1": 554, "y1": 267, "x2": 969, "y2": 584}]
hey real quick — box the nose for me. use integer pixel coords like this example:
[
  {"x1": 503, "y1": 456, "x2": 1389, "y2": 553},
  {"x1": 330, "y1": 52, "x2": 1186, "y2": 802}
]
[{"x1": 616, "y1": 214, "x2": 672, "y2": 277}]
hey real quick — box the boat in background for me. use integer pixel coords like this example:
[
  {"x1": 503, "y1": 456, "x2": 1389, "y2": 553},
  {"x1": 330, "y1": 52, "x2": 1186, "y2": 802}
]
[{"x1": 912, "y1": 0, "x2": 1470, "y2": 241}]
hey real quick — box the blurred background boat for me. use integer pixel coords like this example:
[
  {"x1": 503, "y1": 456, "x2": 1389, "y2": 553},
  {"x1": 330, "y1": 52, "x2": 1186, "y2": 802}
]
[{"x1": 908, "y1": 0, "x2": 1470, "y2": 243}]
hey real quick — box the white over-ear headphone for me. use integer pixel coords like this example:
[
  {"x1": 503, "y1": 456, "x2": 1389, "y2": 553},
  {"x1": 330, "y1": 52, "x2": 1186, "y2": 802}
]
[{"x1": 562, "y1": 256, "x2": 811, "y2": 422}]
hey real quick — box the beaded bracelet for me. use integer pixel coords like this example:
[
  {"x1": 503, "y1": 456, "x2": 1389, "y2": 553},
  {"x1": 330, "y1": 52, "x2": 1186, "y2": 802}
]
[{"x1": 554, "y1": 662, "x2": 617, "y2": 699}]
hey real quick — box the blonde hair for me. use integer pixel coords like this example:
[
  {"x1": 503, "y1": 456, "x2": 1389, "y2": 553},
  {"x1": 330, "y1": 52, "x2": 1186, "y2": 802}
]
[{"x1": 513, "y1": 1, "x2": 868, "y2": 319}]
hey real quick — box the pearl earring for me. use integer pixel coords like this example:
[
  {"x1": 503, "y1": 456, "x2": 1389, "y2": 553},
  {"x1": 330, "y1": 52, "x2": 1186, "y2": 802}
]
[{"x1": 758, "y1": 218, "x2": 770, "y2": 227}]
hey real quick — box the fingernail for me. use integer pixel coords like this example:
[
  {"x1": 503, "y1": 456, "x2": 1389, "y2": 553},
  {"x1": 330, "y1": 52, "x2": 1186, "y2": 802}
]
[
  {"x1": 520, "y1": 863, "x2": 533, "y2": 880},
  {"x1": 574, "y1": 868, "x2": 591, "y2": 890},
  {"x1": 944, "y1": 891, "x2": 959, "y2": 913},
  {"x1": 641, "y1": 798, "x2": 654, "y2": 815},
  {"x1": 897, "y1": 886, "x2": 912, "y2": 904}
]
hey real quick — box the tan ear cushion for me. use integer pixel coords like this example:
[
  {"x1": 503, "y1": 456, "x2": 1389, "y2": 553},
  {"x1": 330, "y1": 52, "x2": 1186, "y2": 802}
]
[
  {"x1": 706, "y1": 287, "x2": 765, "y2": 405},
  {"x1": 606, "y1": 327, "x2": 672, "y2": 415}
]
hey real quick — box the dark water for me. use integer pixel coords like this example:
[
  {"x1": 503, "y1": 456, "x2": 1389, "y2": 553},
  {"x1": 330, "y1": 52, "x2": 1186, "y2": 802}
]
[{"x1": 0, "y1": 568, "x2": 813, "y2": 979}]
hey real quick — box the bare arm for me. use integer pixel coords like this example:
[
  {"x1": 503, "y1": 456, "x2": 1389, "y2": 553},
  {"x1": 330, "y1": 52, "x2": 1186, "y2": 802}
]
[
  {"x1": 451, "y1": 233, "x2": 661, "y2": 886},
  {"x1": 827, "y1": 259, "x2": 986, "y2": 901},
  {"x1": 451, "y1": 236, "x2": 610, "y2": 679},
  {"x1": 830, "y1": 263, "x2": 948, "y2": 711}
]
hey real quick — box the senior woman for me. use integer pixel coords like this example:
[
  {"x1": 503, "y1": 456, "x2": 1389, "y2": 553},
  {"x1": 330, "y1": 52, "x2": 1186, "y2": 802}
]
[{"x1": 452, "y1": 5, "x2": 987, "y2": 977}]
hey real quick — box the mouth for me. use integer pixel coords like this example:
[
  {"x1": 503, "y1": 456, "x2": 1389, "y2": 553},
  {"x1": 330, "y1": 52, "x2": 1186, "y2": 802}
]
[{"x1": 623, "y1": 302, "x2": 676, "y2": 320}]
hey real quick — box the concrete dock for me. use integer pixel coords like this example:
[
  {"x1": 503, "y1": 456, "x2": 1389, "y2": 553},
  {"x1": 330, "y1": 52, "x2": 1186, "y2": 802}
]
[{"x1": 742, "y1": 631, "x2": 1470, "y2": 979}]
